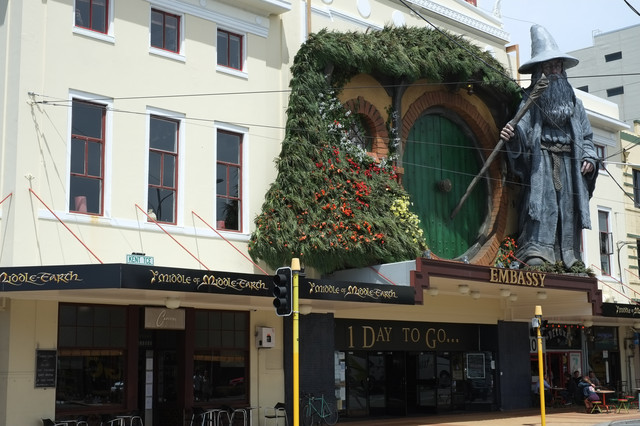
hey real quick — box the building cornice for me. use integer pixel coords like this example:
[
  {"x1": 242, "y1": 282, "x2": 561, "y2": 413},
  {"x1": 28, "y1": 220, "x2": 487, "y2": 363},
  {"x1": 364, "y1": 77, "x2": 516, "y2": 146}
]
[
  {"x1": 405, "y1": 0, "x2": 509, "y2": 42},
  {"x1": 147, "y1": 0, "x2": 272, "y2": 38}
]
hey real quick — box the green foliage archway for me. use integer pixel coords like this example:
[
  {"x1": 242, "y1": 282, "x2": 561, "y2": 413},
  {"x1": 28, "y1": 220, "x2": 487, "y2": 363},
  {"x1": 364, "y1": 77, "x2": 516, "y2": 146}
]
[{"x1": 249, "y1": 27, "x2": 520, "y2": 274}]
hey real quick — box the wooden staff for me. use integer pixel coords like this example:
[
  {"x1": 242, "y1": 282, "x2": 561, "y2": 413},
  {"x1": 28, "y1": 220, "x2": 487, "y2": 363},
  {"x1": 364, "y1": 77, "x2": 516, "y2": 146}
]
[{"x1": 450, "y1": 76, "x2": 549, "y2": 219}]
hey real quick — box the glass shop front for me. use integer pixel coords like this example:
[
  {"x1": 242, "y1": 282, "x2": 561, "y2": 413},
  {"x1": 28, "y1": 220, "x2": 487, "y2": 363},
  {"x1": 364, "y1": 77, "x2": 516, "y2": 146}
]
[
  {"x1": 54, "y1": 304, "x2": 250, "y2": 426},
  {"x1": 334, "y1": 319, "x2": 498, "y2": 417}
]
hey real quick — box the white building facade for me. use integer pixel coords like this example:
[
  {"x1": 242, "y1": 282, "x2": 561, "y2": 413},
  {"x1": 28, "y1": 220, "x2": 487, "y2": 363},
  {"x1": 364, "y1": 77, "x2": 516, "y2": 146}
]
[{"x1": 0, "y1": 1, "x2": 635, "y2": 425}]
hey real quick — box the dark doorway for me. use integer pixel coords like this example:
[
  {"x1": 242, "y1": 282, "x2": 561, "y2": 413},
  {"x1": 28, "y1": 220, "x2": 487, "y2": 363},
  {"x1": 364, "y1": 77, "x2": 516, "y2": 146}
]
[
  {"x1": 138, "y1": 329, "x2": 184, "y2": 426},
  {"x1": 345, "y1": 352, "x2": 407, "y2": 418}
]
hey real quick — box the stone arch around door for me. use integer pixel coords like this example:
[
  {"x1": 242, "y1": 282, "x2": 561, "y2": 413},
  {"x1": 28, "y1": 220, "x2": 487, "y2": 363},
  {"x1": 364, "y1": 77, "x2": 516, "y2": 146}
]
[{"x1": 401, "y1": 90, "x2": 507, "y2": 265}]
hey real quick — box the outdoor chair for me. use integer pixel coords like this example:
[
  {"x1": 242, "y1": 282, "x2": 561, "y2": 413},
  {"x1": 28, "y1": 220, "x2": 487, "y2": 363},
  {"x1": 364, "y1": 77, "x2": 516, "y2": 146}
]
[{"x1": 264, "y1": 402, "x2": 288, "y2": 426}]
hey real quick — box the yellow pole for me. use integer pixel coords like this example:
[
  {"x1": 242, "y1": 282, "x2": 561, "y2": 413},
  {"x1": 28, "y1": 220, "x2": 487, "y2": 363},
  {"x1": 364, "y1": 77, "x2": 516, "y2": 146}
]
[
  {"x1": 535, "y1": 305, "x2": 546, "y2": 426},
  {"x1": 291, "y1": 258, "x2": 301, "y2": 426}
]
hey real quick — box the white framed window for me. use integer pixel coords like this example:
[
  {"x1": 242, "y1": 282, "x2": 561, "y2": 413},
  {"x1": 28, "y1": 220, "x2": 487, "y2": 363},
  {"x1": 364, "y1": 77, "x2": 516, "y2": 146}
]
[
  {"x1": 594, "y1": 143, "x2": 606, "y2": 173},
  {"x1": 216, "y1": 27, "x2": 248, "y2": 79},
  {"x1": 149, "y1": 6, "x2": 185, "y2": 61},
  {"x1": 73, "y1": 0, "x2": 115, "y2": 43},
  {"x1": 633, "y1": 169, "x2": 640, "y2": 208},
  {"x1": 67, "y1": 90, "x2": 113, "y2": 217},
  {"x1": 146, "y1": 107, "x2": 185, "y2": 225},
  {"x1": 598, "y1": 209, "x2": 613, "y2": 276},
  {"x1": 215, "y1": 123, "x2": 248, "y2": 232}
]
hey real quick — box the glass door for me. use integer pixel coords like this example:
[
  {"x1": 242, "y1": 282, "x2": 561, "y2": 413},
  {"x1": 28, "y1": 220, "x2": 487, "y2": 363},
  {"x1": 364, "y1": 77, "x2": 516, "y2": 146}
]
[
  {"x1": 345, "y1": 352, "x2": 407, "y2": 418},
  {"x1": 346, "y1": 352, "x2": 369, "y2": 417},
  {"x1": 436, "y1": 353, "x2": 452, "y2": 410},
  {"x1": 368, "y1": 353, "x2": 386, "y2": 415},
  {"x1": 416, "y1": 352, "x2": 437, "y2": 412},
  {"x1": 152, "y1": 330, "x2": 183, "y2": 426},
  {"x1": 386, "y1": 352, "x2": 407, "y2": 416}
]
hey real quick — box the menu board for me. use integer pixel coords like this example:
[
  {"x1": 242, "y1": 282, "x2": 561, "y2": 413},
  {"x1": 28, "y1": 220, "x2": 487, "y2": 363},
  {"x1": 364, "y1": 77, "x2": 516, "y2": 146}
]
[
  {"x1": 35, "y1": 350, "x2": 57, "y2": 388},
  {"x1": 466, "y1": 353, "x2": 485, "y2": 379}
]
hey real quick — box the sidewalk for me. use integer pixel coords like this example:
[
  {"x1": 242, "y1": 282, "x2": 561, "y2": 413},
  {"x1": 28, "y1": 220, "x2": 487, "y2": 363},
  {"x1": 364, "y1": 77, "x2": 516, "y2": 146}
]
[{"x1": 339, "y1": 407, "x2": 640, "y2": 425}]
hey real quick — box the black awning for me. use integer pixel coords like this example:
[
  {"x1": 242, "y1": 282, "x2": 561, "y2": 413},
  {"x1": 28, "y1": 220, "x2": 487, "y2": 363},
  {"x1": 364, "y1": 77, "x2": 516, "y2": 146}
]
[{"x1": 1, "y1": 263, "x2": 414, "y2": 305}]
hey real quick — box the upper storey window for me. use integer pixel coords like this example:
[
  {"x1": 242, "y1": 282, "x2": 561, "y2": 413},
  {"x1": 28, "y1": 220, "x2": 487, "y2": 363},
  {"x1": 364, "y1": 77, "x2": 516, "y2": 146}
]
[
  {"x1": 151, "y1": 9, "x2": 180, "y2": 53},
  {"x1": 75, "y1": 0, "x2": 108, "y2": 33},
  {"x1": 217, "y1": 29, "x2": 243, "y2": 71},
  {"x1": 70, "y1": 99, "x2": 105, "y2": 215},
  {"x1": 148, "y1": 115, "x2": 179, "y2": 224},
  {"x1": 605, "y1": 51, "x2": 622, "y2": 62},
  {"x1": 216, "y1": 129, "x2": 243, "y2": 231}
]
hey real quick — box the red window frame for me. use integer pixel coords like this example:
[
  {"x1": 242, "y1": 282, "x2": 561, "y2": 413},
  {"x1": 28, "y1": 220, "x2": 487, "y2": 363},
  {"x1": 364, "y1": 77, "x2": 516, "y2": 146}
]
[
  {"x1": 216, "y1": 130, "x2": 242, "y2": 231},
  {"x1": 75, "y1": 0, "x2": 109, "y2": 34},
  {"x1": 148, "y1": 116, "x2": 179, "y2": 224},
  {"x1": 151, "y1": 9, "x2": 180, "y2": 53},
  {"x1": 70, "y1": 99, "x2": 105, "y2": 215},
  {"x1": 217, "y1": 29, "x2": 243, "y2": 71}
]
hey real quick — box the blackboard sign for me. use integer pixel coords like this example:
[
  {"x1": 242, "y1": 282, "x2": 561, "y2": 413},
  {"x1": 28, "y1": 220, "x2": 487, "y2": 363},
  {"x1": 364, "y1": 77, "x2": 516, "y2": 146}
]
[
  {"x1": 466, "y1": 353, "x2": 485, "y2": 379},
  {"x1": 35, "y1": 349, "x2": 57, "y2": 388}
]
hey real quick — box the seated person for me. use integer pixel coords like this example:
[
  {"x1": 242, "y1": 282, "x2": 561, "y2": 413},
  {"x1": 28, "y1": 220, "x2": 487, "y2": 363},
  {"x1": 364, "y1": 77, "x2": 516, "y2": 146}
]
[
  {"x1": 560, "y1": 372, "x2": 576, "y2": 404},
  {"x1": 588, "y1": 370, "x2": 601, "y2": 387},
  {"x1": 573, "y1": 370, "x2": 582, "y2": 384},
  {"x1": 579, "y1": 376, "x2": 600, "y2": 411},
  {"x1": 532, "y1": 374, "x2": 552, "y2": 407}
]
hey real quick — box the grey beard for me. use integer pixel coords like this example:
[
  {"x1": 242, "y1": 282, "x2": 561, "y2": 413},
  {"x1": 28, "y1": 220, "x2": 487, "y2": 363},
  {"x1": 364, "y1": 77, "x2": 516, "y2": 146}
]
[{"x1": 538, "y1": 75, "x2": 574, "y2": 126}]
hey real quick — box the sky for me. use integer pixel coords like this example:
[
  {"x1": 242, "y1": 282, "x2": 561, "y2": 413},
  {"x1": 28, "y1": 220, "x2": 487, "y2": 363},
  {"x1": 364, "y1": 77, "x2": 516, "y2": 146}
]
[{"x1": 475, "y1": 0, "x2": 640, "y2": 61}]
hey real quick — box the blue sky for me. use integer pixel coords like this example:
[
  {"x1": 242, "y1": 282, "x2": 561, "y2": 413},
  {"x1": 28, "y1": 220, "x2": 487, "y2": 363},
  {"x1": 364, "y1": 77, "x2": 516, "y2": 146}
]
[{"x1": 476, "y1": 0, "x2": 640, "y2": 60}]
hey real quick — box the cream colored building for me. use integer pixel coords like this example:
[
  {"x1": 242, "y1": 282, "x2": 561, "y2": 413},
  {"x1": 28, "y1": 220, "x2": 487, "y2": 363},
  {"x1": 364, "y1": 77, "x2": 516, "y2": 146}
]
[
  {"x1": 621, "y1": 123, "x2": 640, "y2": 292},
  {"x1": 0, "y1": 1, "x2": 636, "y2": 425}
]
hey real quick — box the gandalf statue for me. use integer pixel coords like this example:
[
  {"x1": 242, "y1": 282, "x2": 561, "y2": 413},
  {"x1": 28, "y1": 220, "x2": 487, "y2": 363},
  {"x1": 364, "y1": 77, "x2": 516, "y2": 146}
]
[{"x1": 500, "y1": 25, "x2": 599, "y2": 268}]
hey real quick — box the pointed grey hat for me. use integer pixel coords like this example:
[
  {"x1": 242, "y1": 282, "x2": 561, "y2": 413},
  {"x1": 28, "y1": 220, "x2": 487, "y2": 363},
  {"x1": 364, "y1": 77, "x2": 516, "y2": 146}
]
[{"x1": 518, "y1": 25, "x2": 579, "y2": 74}]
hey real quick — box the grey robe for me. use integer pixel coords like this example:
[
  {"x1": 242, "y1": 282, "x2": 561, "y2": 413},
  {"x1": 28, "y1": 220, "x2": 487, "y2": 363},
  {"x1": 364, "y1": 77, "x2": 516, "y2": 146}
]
[{"x1": 506, "y1": 95, "x2": 598, "y2": 268}]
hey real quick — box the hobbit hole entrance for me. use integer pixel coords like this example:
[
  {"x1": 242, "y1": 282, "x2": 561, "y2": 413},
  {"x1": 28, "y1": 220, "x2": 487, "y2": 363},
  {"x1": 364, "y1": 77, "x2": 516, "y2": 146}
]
[{"x1": 403, "y1": 112, "x2": 488, "y2": 260}]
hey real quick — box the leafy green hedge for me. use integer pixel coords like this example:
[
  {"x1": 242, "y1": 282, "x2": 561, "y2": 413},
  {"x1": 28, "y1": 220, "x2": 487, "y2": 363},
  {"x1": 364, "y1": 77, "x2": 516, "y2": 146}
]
[{"x1": 249, "y1": 27, "x2": 519, "y2": 274}]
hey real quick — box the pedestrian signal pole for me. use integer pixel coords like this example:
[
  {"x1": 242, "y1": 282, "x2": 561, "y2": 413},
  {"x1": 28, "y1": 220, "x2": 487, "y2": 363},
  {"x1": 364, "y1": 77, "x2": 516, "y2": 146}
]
[
  {"x1": 291, "y1": 258, "x2": 301, "y2": 426},
  {"x1": 533, "y1": 305, "x2": 546, "y2": 426}
]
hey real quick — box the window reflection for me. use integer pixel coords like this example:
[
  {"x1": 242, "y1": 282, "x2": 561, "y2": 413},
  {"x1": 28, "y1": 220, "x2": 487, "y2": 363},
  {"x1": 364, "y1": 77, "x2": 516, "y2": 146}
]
[
  {"x1": 56, "y1": 305, "x2": 126, "y2": 410},
  {"x1": 216, "y1": 130, "x2": 242, "y2": 231},
  {"x1": 69, "y1": 100, "x2": 105, "y2": 215},
  {"x1": 148, "y1": 115, "x2": 178, "y2": 224},
  {"x1": 193, "y1": 311, "x2": 248, "y2": 404}
]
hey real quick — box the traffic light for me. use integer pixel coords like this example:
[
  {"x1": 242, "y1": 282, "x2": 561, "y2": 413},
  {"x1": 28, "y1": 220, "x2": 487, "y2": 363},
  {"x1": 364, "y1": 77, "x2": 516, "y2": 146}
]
[
  {"x1": 541, "y1": 320, "x2": 549, "y2": 337},
  {"x1": 272, "y1": 267, "x2": 292, "y2": 316}
]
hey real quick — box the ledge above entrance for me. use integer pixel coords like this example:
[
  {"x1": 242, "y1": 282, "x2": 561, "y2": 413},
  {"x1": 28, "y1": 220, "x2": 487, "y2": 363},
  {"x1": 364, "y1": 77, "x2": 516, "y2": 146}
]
[{"x1": 410, "y1": 257, "x2": 603, "y2": 317}]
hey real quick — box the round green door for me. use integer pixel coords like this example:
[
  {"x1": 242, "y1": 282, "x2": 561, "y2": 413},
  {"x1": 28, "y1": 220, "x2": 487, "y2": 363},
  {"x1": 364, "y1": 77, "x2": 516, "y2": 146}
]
[{"x1": 403, "y1": 113, "x2": 487, "y2": 259}]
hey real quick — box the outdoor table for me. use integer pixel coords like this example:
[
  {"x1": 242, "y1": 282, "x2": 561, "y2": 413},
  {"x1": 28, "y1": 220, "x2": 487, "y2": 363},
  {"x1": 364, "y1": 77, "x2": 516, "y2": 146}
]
[
  {"x1": 597, "y1": 389, "x2": 615, "y2": 412},
  {"x1": 551, "y1": 387, "x2": 566, "y2": 407}
]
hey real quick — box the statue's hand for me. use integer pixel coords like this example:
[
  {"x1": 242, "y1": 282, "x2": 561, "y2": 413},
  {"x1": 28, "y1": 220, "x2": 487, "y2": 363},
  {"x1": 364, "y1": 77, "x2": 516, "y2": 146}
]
[
  {"x1": 500, "y1": 123, "x2": 514, "y2": 141},
  {"x1": 581, "y1": 160, "x2": 594, "y2": 175}
]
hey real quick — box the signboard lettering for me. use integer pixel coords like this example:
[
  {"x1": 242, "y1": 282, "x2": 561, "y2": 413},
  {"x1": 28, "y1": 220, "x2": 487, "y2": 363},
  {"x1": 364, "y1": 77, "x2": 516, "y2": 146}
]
[
  {"x1": 337, "y1": 319, "x2": 478, "y2": 351},
  {"x1": 126, "y1": 254, "x2": 154, "y2": 265},
  {"x1": 489, "y1": 268, "x2": 546, "y2": 287},
  {"x1": 35, "y1": 350, "x2": 57, "y2": 388},
  {"x1": 1, "y1": 271, "x2": 80, "y2": 287},
  {"x1": 144, "y1": 307, "x2": 186, "y2": 330}
]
